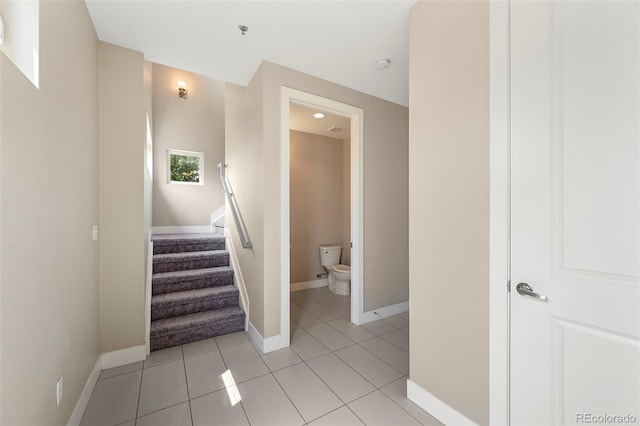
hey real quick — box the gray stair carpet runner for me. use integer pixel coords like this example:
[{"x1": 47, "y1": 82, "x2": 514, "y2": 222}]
[{"x1": 150, "y1": 233, "x2": 245, "y2": 351}]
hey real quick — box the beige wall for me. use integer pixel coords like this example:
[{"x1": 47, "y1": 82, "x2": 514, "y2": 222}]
[
  {"x1": 143, "y1": 61, "x2": 153, "y2": 281},
  {"x1": 225, "y1": 71, "x2": 266, "y2": 334},
  {"x1": 98, "y1": 42, "x2": 146, "y2": 353},
  {"x1": 290, "y1": 130, "x2": 345, "y2": 284},
  {"x1": 262, "y1": 62, "x2": 409, "y2": 332},
  {"x1": 408, "y1": 1, "x2": 490, "y2": 424},
  {"x1": 152, "y1": 63, "x2": 225, "y2": 226},
  {"x1": 225, "y1": 61, "x2": 408, "y2": 338},
  {"x1": 342, "y1": 135, "x2": 351, "y2": 265},
  {"x1": 0, "y1": 1, "x2": 100, "y2": 424}
]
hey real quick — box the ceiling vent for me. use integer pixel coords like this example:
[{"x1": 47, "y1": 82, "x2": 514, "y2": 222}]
[{"x1": 327, "y1": 126, "x2": 344, "y2": 133}]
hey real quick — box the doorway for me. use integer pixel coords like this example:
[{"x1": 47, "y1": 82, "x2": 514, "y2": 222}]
[{"x1": 280, "y1": 88, "x2": 365, "y2": 345}]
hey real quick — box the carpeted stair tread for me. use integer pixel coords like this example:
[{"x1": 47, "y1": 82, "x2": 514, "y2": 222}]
[
  {"x1": 150, "y1": 316, "x2": 245, "y2": 351},
  {"x1": 153, "y1": 250, "x2": 228, "y2": 262},
  {"x1": 152, "y1": 285, "x2": 238, "y2": 309},
  {"x1": 152, "y1": 233, "x2": 226, "y2": 254},
  {"x1": 152, "y1": 266, "x2": 234, "y2": 294},
  {"x1": 150, "y1": 306, "x2": 245, "y2": 338},
  {"x1": 153, "y1": 250, "x2": 229, "y2": 273},
  {"x1": 152, "y1": 233, "x2": 224, "y2": 242},
  {"x1": 149, "y1": 233, "x2": 245, "y2": 351},
  {"x1": 151, "y1": 285, "x2": 239, "y2": 320}
]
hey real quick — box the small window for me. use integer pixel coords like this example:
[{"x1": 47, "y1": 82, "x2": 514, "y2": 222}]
[
  {"x1": 1, "y1": 0, "x2": 40, "y2": 88},
  {"x1": 167, "y1": 149, "x2": 204, "y2": 185}
]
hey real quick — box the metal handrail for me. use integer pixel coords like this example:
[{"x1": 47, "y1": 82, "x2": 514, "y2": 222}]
[{"x1": 218, "y1": 163, "x2": 253, "y2": 249}]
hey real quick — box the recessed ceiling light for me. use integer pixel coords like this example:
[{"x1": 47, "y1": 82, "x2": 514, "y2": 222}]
[
  {"x1": 313, "y1": 113, "x2": 325, "y2": 119},
  {"x1": 375, "y1": 58, "x2": 391, "y2": 70}
]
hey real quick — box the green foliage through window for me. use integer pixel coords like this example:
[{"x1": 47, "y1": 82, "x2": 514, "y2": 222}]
[{"x1": 170, "y1": 154, "x2": 201, "y2": 183}]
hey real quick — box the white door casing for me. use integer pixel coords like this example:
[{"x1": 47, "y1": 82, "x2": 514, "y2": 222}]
[
  {"x1": 510, "y1": 1, "x2": 640, "y2": 425},
  {"x1": 281, "y1": 87, "x2": 365, "y2": 331}
]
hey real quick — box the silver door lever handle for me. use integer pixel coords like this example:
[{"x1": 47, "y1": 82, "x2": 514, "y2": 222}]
[{"x1": 516, "y1": 283, "x2": 548, "y2": 301}]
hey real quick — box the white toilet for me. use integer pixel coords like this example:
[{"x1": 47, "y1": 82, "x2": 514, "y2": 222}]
[{"x1": 319, "y1": 244, "x2": 351, "y2": 296}]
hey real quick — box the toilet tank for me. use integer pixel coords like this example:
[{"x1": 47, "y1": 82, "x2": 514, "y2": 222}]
[{"x1": 319, "y1": 245, "x2": 342, "y2": 267}]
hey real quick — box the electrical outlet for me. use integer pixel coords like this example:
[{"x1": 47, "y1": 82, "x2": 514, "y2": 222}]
[
  {"x1": 56, "y1": 376, "x2": 63, "y2": 406},
  {"x1": 92, "y1": 224, "x2": 99, "y2": 241}
]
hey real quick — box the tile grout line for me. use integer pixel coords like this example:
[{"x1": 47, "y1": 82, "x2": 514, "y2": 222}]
[
  {"x1": 352, "y1": 338, "x2": 408, "y2": 377},
  {"x1": 180, "y1": 345, "x2": 195, "y2": 426},
  {"x1": 270, "y1": 365, "x2": 315, "y2": 424},
  {"x1": 378, "y1": 384, "x2": 427, "y2": 425},
  {"x1": 291, "y1": 297, "x2": 401, "y2": 391},
  {"x1": 134, "y1": 401, "x2": 192, "y2": 423},
  {"x1": 289, "y1": 293, "x2": 416, "y2": 425},
  {"x1": 299, "y1": 324, "x2": 405, "y2": 380},
  {"x1": 217, "y1": 337, "x2": 252, "y2": 425},
  {"x1": 378, "y1": 331, "x2": 410, "y2": 352},
  {"x1": 322, "y1": 318, "x2": 379, "y2": 344},
  {"x1": 134, "y1": 364, "x2": 144, "y2": 425},
  {"x1": 299, "y1": 356, "x2": 348, "y2": 411},
  {"x1": 343, "y1": 388, "x2": 380, "y2": 426},
  {"x1": 97, "y1": 364, "x2": 144, "y2": 382}
]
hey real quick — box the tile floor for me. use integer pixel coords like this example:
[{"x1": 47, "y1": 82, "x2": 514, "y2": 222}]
[{"x1": 81, "y1": 287, "x2": 441, "y2": 426}]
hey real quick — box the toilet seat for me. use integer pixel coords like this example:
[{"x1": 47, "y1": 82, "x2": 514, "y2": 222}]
[{"x1": 331, "y1": 264, "x2": 350, "y2": 273}]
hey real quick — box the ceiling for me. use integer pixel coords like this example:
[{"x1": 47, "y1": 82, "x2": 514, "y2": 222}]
[
  {"x1": 85, "y1": 0, "x2": 414, "y2": 107},
  {"x1": 290, "y1": 102, "x2": 351, "y2": 140}
]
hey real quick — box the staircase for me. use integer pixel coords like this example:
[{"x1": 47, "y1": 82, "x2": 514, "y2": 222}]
[{"x1": 150, "y1": 233, "x2": 245, "y2": 351}]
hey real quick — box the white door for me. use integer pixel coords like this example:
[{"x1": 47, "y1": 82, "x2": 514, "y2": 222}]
[{"x1": 510, "y1": 1, "x2": 640, "y2": 425}]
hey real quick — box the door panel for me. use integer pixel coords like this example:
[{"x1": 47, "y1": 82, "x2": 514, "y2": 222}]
[
  {"x1": 510, "y1": 1, "x2": 640, "y2": 425},
  {"x1": 557, "y1": 321, "x2": 639, "y2": 425}
]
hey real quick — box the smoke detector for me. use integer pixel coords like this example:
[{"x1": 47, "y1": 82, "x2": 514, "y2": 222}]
[{"x1": 374, "y1": 58, "x2": 391, "y2": 70}]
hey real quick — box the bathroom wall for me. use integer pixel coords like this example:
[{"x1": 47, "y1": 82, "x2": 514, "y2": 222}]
[
  {"x1": 290, "y1": 130, "x2": 345, "y2": 285},
  {"x1": 342, "y1": 135, "x2": 351, "y2": 265},
  {"x1": 152, "y1": 63, "x2": 225, "y2": 227}
]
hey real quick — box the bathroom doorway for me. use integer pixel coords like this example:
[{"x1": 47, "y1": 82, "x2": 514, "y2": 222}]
[{"x1": 280, "y1": 88, "x2": 364, "y2": 343}]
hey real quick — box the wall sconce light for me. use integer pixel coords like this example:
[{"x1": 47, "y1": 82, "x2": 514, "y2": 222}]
[{"x1": 178, "y1": 81, "x2": 188, "y2": 99}]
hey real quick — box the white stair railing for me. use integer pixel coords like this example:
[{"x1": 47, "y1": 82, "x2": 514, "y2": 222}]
[{"x1": 218, "y1": 163, "x2": 253, "y2": 249}]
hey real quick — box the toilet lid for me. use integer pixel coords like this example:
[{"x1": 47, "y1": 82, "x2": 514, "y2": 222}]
[{"x1": 332, "y1": 264, "x2": 351, "y2": 273}]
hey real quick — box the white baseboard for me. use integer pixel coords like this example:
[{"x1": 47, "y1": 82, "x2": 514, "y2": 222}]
[
  {"x1": 290, "y1": 279, "x2": 328, "y2": 292},
  {"x1": 145, "y1": 239, "x2": 153, "y2": 356},
  {"x1": 67, "y1": 345, "x2": 148, "y2": 425},
  {"x1": 247, "y1": 321, "x2": 289, "y2": 354},
  {"x1": 225, "y1": 228, "x2": 249, "y2": 329},
  {"x1": 359, "y1": 301, "x2": 409, "y2": 324},
  {"x1": 151, "y1": 225, "x2": 212, "y2": 235},
  {"x1": 407, "y1": 379, "x2": 478, "y2": 426},
  {"x1": 247, "y1": 321, "x2": 264, "y2": 352},
  {"x1": 66, "y1": 357, "x2": 102, "y2": 426},
  {"x1": 101, "y1": 345, "x2": 146, "y2": 370}
]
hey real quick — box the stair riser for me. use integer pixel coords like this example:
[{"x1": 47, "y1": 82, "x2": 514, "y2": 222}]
[
  {"x1": 153, "y1": 255, "x2": 229, "y2": 273},
  {"x1": 153, "y1": 241, "x2": 225, "y2": 254},
  {"x1": 152, "y1": 294, "x2": 240, "y2": 320},
  {"x1": 152, "y1": 275, "x2": 234, "y2": 295},
  {"x1": 150, "y1": 318, "x2": 245, "y2": 351}
]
